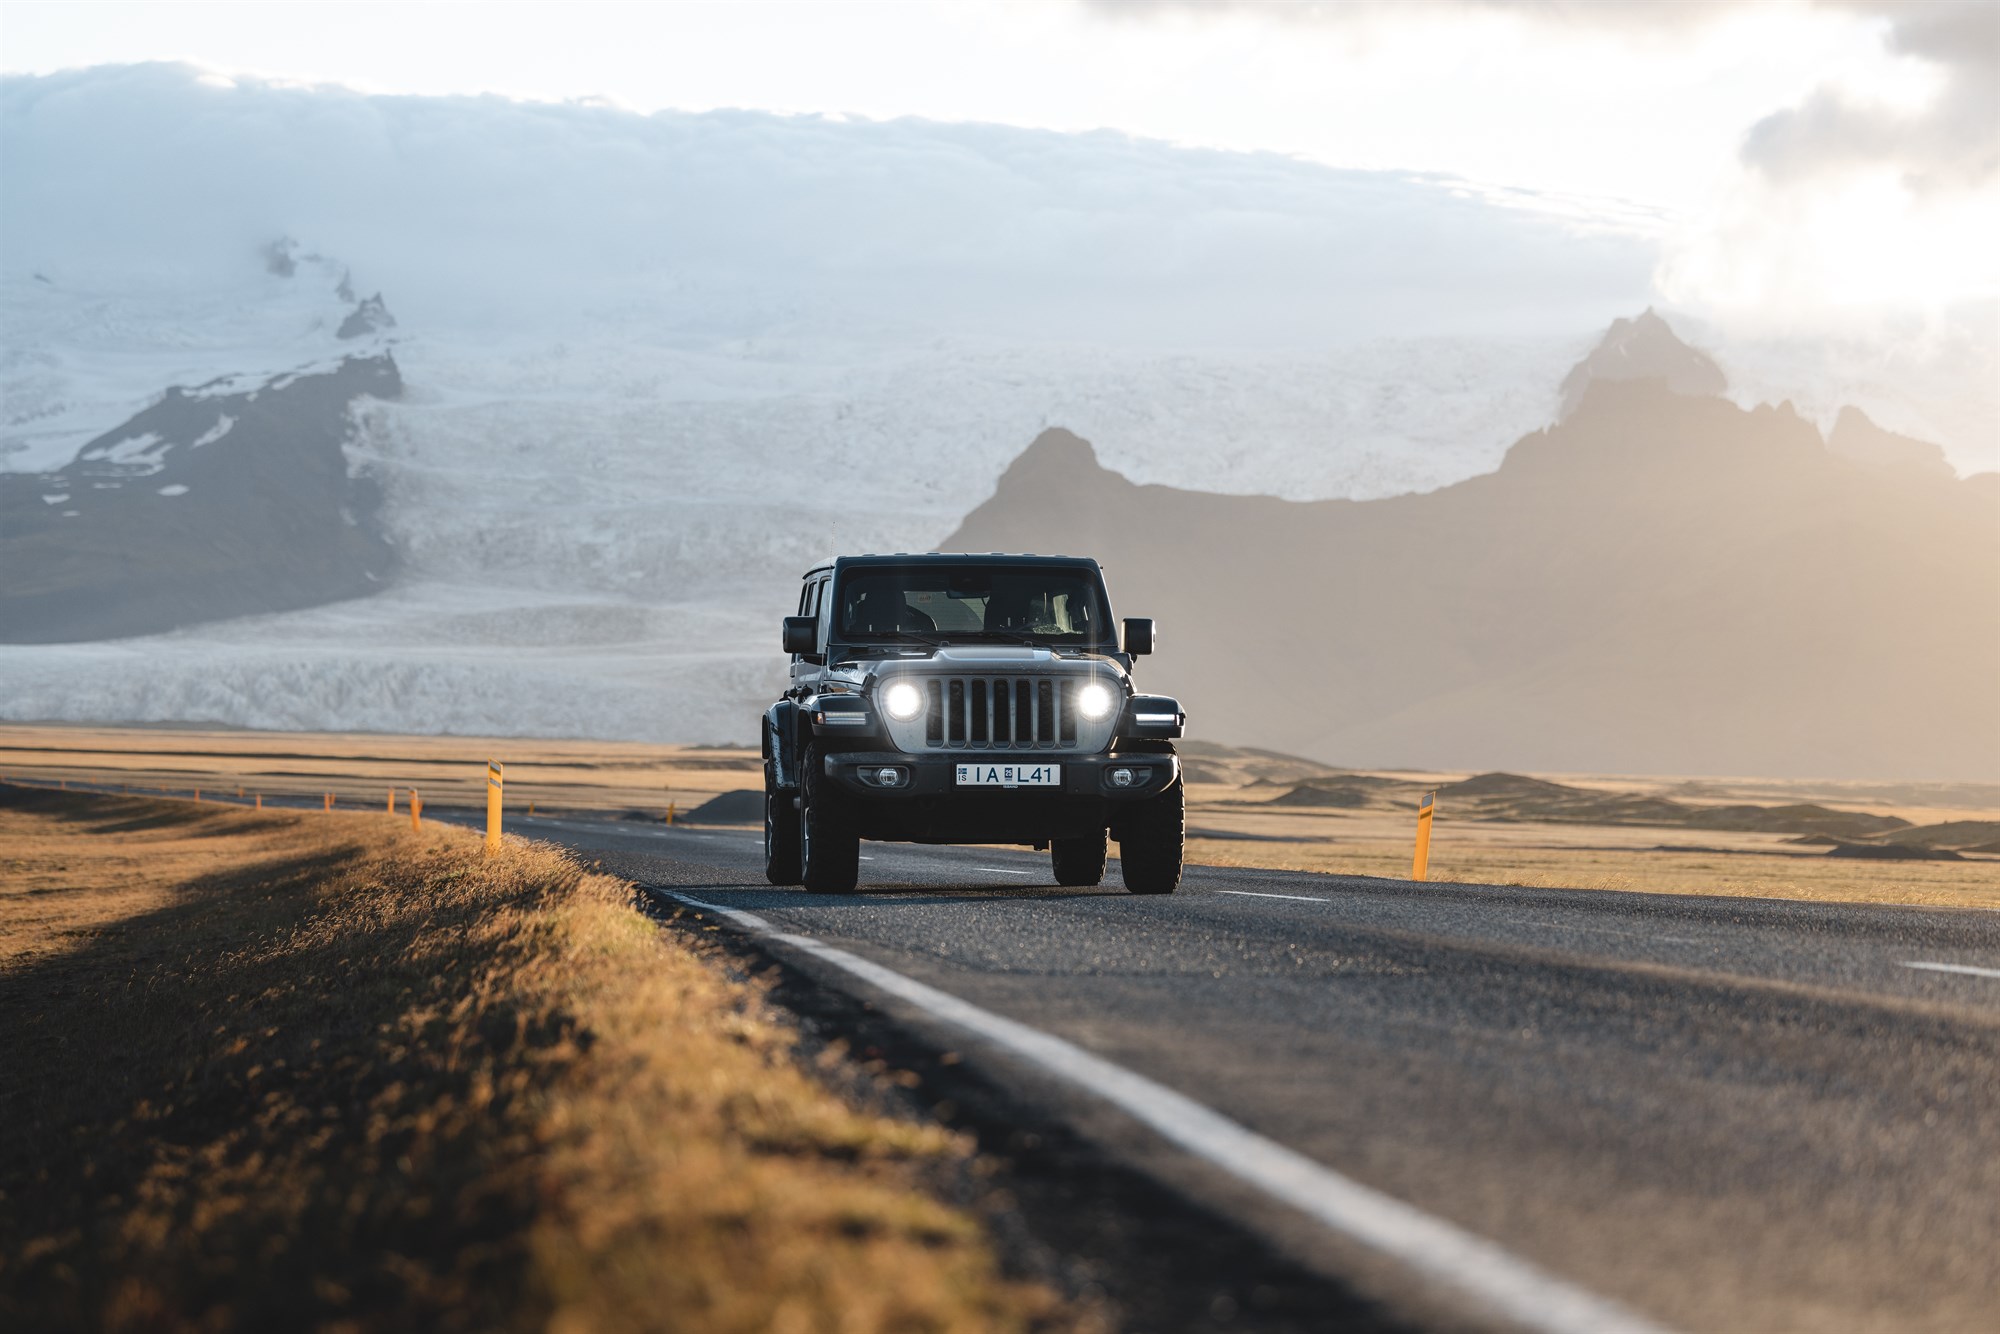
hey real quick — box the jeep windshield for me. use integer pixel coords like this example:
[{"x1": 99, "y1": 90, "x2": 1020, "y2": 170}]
[{"x1": 836, "y1": 566, "x2": 1110, "y2": 648}]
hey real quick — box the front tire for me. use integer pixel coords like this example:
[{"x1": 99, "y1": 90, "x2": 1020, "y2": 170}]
[
  {"x1": 1052, "y1": 831, "x2": 1107, "y2": 886},
  {"x1": 763, "y1": 772, "x2": 802, "y2": 885},
  {"x1": 800, "y1": 747, "x2": 860, "y2": 894},
  {"x1": 1118, "y1": 783, "x2": 1183, "y2": 895}
]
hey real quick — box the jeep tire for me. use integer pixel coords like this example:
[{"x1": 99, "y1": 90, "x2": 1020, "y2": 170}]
[
  {"x1": 1118, "y1": 783, "x2": 1183, "y2": 895},
  {"x1": 1051, "y1": 830, "x2": 1108, "y2": 887},
  {"x1": 763, "y1": 768, "x2": 802, "y2": 885},
  {"x1": 800, "y1": 746, "x2": 861, "y2": 893}
]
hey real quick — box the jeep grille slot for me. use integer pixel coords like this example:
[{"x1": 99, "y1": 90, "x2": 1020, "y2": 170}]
[{"x1": 883, "y1": 674, "x2": 1116, "y2": 754}]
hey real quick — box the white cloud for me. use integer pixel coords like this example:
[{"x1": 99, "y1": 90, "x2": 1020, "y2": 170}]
[
  {"x1": 1743, "y1": 1, "x2": 1998, "y2": 192},
  {"x1": 0, "y1": 63, "x2": 1653, "y2": 347}
]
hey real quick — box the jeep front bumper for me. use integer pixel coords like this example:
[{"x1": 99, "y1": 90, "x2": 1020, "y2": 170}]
[{"x1": 823, "y1": 750, "x2": 1179, "y2": 800}]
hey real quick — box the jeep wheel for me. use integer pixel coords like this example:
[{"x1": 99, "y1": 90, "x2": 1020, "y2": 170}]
[
  {"x1": 1118, "y1": 783, "x2": 1183, "y2": 895},
  {"x1": 763, "y1": 771, "x2": 802, "y2": 885},
  {"x1": 800, "y1": 747, "x2": 860, "y2": 893},
  {"x1": 1051, "y1": 831, "x2": 1108, "y2": 887}
]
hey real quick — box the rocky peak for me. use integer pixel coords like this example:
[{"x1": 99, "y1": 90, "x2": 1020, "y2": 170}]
[
  {"x1": 1558, "y1": 308, "x2": 1727, "y2": 419},
  {"x1": 337, "y1": 293, "x2": 398, "y2": 340},
  {"x1": 1826, "y1": 406, "x2": 1955, "y2": 478},
  {"x1": 995, "y1": 427, "x2": 1106, "y2": 486}
]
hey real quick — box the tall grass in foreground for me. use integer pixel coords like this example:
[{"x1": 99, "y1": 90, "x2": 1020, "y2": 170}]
[{"x1": 0, "y1": 788, "x2": 1071, "y2": 1332}]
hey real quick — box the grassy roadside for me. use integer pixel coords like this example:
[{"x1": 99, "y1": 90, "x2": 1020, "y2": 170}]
[
  {"x1": 1180, "y1": 829, "x2": 2000, "y2": 911},
  {"x1": 0, "y1": 785, "x2": 1076, "y2": 1332}
]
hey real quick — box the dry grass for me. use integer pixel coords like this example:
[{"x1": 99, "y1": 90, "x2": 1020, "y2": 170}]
[
  {"x1": 1182, "y1": 801, "x2": 2000, "y2": 910},
  {"x1": 0, "y1": 723, "x2": 760, "y2": 817},
  {"x1": 0, "y1": 785, "x2": 1074, "y2": 1333}
]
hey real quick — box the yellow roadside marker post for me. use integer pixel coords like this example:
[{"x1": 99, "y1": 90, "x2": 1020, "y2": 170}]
[
  {"x1": 255, "y1": 795, "x2": 262, "y2": 810},
  {"x1": 486, "y1": 760, "x2": 504, "y2": 854},
  {"x1": 410, "y1": 790, "x2": 422, "y2": 831},
  {"x1": 193, "y1": 788, "x2": 200, "y2": 802},
  {"x1": 1412, "y1": 791, "x2": 1437, "y2": 881},
  {"x1": 323, "y1": 792, "x2": 333, "y2": 812},
  {"x1": 387, "y1": 787, "x2": 397, "y2": 813},
  {"x1": 667, "y1": 800, "x2": 676, "y2": 826}
]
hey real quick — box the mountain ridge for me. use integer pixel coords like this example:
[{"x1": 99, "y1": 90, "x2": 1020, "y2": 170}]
[{"x1": 943, "y1": 325, "x2": 1999, "y2": 779}]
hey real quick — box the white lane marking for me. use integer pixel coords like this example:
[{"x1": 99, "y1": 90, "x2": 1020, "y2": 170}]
[
  {"x1": 665, "y1": 891, "x2": 1673, "y2": 1334},
  {"x1": 972, "y1": 866, "x2": 1034, "y2": 875},
  {"x1": 1903, "y1": 961, "x2": 2000, "y2": 980},
  {"x1": 1216, "y1": 888, "x2": 1330, "y2": 904}
]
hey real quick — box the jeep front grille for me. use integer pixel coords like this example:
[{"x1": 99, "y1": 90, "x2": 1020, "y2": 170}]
[{"x1": 882, "y1": 674, "x2": 1116, "y2": 753}]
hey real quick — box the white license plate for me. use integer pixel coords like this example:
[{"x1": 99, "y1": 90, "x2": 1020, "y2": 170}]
[{"x1": 956, "y1": 763, "x2": 1061, "y2": 787}]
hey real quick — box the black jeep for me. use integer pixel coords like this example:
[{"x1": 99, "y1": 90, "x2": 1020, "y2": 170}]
[{"x1": 763, "y1": 554, "x2": 1187, "y2": 894}]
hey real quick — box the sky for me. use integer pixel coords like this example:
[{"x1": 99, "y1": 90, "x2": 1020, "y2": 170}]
[{"x1": 1, "y1": 0, "x2": 1994, "y2": 332}]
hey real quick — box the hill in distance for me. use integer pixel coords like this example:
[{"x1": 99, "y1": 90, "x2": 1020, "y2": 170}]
[{"x1": 945, "y1": 316, "x2": 1999, "y2": 780}]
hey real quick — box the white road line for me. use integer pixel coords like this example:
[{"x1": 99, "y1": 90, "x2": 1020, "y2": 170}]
[
  {"x1": 1903, "y1": 960, "x2": 2000, "y2": 980},
  {"x1": 664, "y1": 890, "x2": 1673, "y2": 1334},
  {"x1": 972, "y1": 866, "x2": 1034, "y2": 875},
  {"x1": 1216, "y1": 888, "x2": 1331, "y2": 903}
]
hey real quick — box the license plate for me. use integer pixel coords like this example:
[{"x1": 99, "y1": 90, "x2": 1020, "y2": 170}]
[{"x1": 956, "y1": 763, "x2": 1061, "y2": 788}]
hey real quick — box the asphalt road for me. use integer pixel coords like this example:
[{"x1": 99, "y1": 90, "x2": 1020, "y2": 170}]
[{"x1": 389, "y1": 804, "x2": 2000, "y2": 1330}]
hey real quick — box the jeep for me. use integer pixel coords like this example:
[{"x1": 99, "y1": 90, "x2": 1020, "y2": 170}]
[{"x1": 762, "y1": 553, "x2": 1187, "y2": 894}]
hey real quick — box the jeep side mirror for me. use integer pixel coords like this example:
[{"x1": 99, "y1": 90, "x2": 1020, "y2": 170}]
[
  {"x1": 782, "y1": 616, "x2": 817, "y2": 656},
  {"x1": 1123, "y1": 617, "x2": 1154, "y2": 656}
]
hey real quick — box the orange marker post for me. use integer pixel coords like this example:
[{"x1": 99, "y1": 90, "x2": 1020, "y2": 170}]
[
  {"x1": 410, "y1": 789, "x2": 422, "y2": 832},
  {"x1": 255, "y1": 794, "x2": 263, "y2": 810},
  {"x1": 485, "y1": 760, "x2": 504, "y2": 854},
  {"x1": 1412, "y1": 791, "x2": 1437, "y2": 882},
  {"x1": 387, "y1": 787, "x2": 397, "y2": 813}
]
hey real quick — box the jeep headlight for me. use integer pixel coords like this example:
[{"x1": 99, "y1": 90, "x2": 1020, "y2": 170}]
[
  {"x1": 883, "y1": 680, "x2": 925, "y2": 721},
  {"x1": 1077, "y1": 681, "x2": 1114, "y2": 721}
]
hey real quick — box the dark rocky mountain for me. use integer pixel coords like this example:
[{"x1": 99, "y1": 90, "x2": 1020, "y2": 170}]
[
  {"x1": 944, "y1": 320, "x2": 1999, "y2": 779},
  {"x1": 1558, "y1": 307, "x2": 1727, "y2": 418},
  {"x1": 337, "y1": 293, "x2": 397, "y2": 340},
  {"x1": 0, "y1": 354, "x2": 401, "y2": 642}
]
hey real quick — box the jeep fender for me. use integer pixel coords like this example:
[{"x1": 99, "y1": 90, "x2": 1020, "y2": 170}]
[
  {"x1": 765, "y1": 701, "x2": 802, "y2": 790},
  {"x1": 1119, "y1": 694, "x2": 1186, "y2": 740}
]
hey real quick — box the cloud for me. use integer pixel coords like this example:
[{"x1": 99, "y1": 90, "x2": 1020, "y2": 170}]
[
  {"x1": 1741, "y1": 1, "x2": 1999, "y2": 192},
  {"x1": 1088, "y1": 1, "x2": 1998, "y2": 193},
  {"x1": 1079, "y1": 0, "x2": 1740, "y2": 34},
  {"x1": 0, "y1": 62, "x2": 1653, "y2": 345}
]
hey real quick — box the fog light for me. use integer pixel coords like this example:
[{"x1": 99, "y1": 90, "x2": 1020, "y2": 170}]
[
  {"x1": 1110, "y1": 767, "x2": 1135, "y2": 788},
  {"x1": 877, "y1": 767, "x2": 903, "y2": 787}
]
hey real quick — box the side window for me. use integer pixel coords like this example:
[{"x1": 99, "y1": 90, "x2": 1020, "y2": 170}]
[{"x1": 797, "y1": 582, "x2": 811, "y2": 616}]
